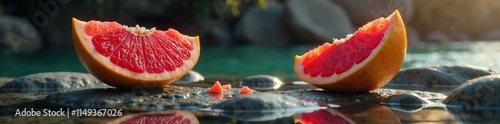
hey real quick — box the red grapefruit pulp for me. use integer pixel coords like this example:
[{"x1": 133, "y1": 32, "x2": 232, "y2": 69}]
[
  {"x1": 294, "y1": 10, "x2": 407, "y2": 92},
  {"x1": 72, "y1": 18, "x2": 200, "y2": 88},
  {"x1": 296, "y1": 109, "x2": 353, "y2": 124}
]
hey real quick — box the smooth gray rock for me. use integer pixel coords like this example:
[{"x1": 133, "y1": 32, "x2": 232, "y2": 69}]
[
  {"x1": 331, "y1": 0, "x2": 414, "y2": 27},
  {"x1": 211, "y1": 93, "x2": 319, "y2": 121},
  {"x1": 212, "y1": 93, "x2": 318, "y2": 111},
  {"x1": 0, "y1": 72, "x2": 109, "y2": 93},
  {"x1": 389, "y1": 65, "x2": 496, "y2": 86},
  {"x1": 383, "y1": 93, "x2": 433, "y2": 113},
  {"x1": 201, "y1": 22, "x2": 233, "y2": 44},
  {"x1": 173, "y1": 71, "x2": 205, "y2": 84},
  {"x1": 234, "y1": 2, "x2": 290, "y2": 44},
  {"x1": 444, "y1": 74, "x2": 500, "y2": 109},
  {"x1": 0, "y1": 15, "x2": 42, "y2": 53},
  {"x1": 239, "y1": 75, "x2": 283, "y2": 91},
  {"x1": 284, "y1": 0, "x2": 354, "y2": 43}
]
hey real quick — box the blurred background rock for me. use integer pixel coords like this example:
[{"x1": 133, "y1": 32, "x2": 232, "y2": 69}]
[{"x1": 1, "y1": 0, "x2": 500, "y2": 52}]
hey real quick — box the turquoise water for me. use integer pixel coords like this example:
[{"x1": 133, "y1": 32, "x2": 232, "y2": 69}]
[{"x1": 1, "y1": 41, "x2": 500, "y2": 78}]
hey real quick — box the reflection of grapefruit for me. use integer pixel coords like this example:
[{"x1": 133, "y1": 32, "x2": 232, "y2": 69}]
[
  {"x1": 72, "y1": 18, "x2": 200, "y2": 88},
  {"x1": 333, "y1": 103, "x2": 400, "y2": 124},
  {"x1": 295, "y1": 109, "x2": 354, "y2": 124},
  {"x1": 294, "y1": 10, "x2": 407, "y2": 92},
  {"x1": 108, "y1": 110, "x2": 199, "y2": 124}
]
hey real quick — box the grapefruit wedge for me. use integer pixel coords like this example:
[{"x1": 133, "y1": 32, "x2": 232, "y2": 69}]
[
  {"x1": 72, "y1": 18, "x2": 200, "y2": 88},
  {"x1": 294, "y1": 10, "x2": 407, "y2": 92}
]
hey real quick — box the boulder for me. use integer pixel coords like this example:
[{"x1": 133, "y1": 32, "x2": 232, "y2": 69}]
[
  {"x1": 0, "y1": 15, "x2": 42, "y2": 53},
  {"x1": 234, "y1": 2, "x2": 290, "y2": 44},
  {"x1": 0, "y1": 72, "x2": 109, "y2": 93},
  {"x1": 383, "y1": 93, "x2": 433, "y2": 113},
  {"x1": 284, "y1": 0, "x2": 354, "y2": 43},
  {"x1": 389, "y1": 65, "x2": 496, "y2": 86},
  {"x1": 444, "y1": 74, "x2": 500, "y2": 109},
  {"x1": 239, "y1": 75, "x2": 283, "y2": 91},
  {"x1": 34, "y1": 0, "x2": 137, "y2": 47},
  {"x1": 0, "y1": 77, "x2": 14, "y2": 87},
  {"x1": 331, "y1": 0, "x2": 414, "y2": 27},
  {"x1": 173, "y1": 71, "x2": 205, "y2": 84}
]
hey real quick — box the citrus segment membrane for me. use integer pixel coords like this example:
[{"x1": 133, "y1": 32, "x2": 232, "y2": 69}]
[
  {"x1": 85, "y1": 21, "x2": 193, "y2": 74},
  {"x1": 302, "y1": 18, "x2": 389, "y2": 78},
  {"x1": 84, "y1": 21, "x2": 124, "y2": 36}
]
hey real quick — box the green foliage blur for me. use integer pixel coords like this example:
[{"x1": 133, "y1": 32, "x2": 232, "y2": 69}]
[
  {"x1": 85, "y1": 0, "x2": 268, "y2": 18},
  {"x1": 226, "y1": 0, "x2": 268, "y2": 16},
  {"x1": 0, "y1": 3, "x2": 3, "y2": 14}
]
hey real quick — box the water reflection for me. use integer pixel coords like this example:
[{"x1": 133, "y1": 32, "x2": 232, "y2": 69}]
[
  {"x1": 329, "y1": 103, "x2": 400, "y2": 124},
  {"x1": 446, "y1": 106, "x2": 500, "y2": 123},
  {"x1": 294, "y1": 103, "x2": 400, "y2": 124},
  {"x1": 238, "y1": 75, "x2": 283, "y2": 91},
  {"x1": 201, "y1": 103, "x2": 401, "y2": 123},
  {"x1": 215, "y1": 108, "x2": 319, "y2": 122},
  {"x1": 101, "y1": 110, "x2": 199, "y2": 124},
  {"x1": 294, "y1": 108, "x2": 353, "y2": 124}
]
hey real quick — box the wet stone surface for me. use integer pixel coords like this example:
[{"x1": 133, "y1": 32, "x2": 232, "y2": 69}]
[
  {"x1": 284, "y1": 0, "x2": 354, "y2": 43},
  {"x1": 0, "y1": 77, "x2": 13, "y2": 87},
  {"x1": 0, "y1": 93, "x2": 49, "y2": 106},
  {"x1": 44, "y1": 85, "x2": 252, "y2": 110},
  {"x1": 382, "y1": 93, "x2": 433, "y2": 113},
  {"x1": 211, "y1": 93, "x2": 319, "y2": 122},
  {"x1": 389, "y1": 65, "x2": 496, "y2": 86},
  {"x1": 172, "y1": 71, "x2": 205, "y2": 84},
  {"x1": 239, "y1": 75, "x2": 283, "y2": 91},
  {"x1": 0, "y1": 72, "x2": 110, "y2": 93},
  {"x1": 269, "y1": 88, "x2": 447, "y2": 103},
  {"x1": 444, "y1": 74, "x2": 500, "y2": 109},
  {"x1": 43, "y1": 85, "x2": 447, "y2": 111},
  {"x1": 212, "y1": 93, "x2": 318, "y2": 111},
  {"x1": 446, "y1": 106, "x2": 500, "y2": 124}
]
